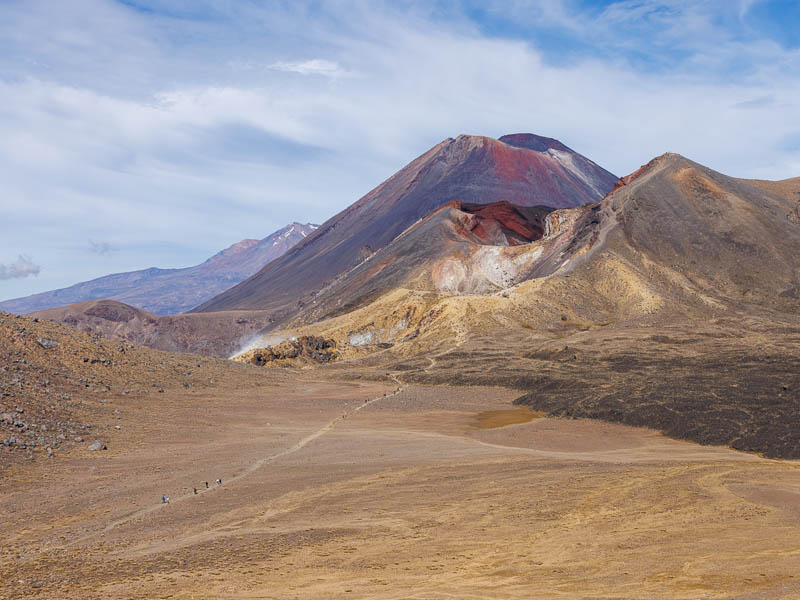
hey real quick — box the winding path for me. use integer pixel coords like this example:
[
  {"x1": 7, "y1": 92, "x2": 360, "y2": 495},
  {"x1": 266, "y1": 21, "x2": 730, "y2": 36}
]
[{"x1": 68, "y1": 376, "x2": 405, "y2": 546}]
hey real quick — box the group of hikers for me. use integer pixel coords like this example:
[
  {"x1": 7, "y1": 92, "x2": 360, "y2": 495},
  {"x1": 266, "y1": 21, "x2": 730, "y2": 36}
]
[{"x1": 162, "y1": 478, "x2": 223, "y2": 504}]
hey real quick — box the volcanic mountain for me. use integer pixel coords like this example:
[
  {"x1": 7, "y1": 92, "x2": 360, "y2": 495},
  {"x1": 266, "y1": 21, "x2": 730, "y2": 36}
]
[
  {"x1": 0, "y1": 223, "x2": 317, "y2": 316},
  {"x1": 281, "y1": 152, "x2": 800, "y2": 347},
  {"x1": 193, "y1": 134, "x2": 617, "y2": 318}
]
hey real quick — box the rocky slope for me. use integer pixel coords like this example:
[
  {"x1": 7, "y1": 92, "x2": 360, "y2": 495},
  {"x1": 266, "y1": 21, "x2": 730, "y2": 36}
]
[
  {"x1": 0, "y1": 222, "x2": 317, "y2": 316},
  {"x1": 746, "y1": 176, "x2": 800, "y2": 226},
  {"x1": 0, "y1": 310, "x2": 252, "y2": 469},
  {"x1": 193, "y1": 134, "x2": 616, "y2": 316},
  {"x1": 31, "y1": 300, "x2": 275, "y2": 358}
]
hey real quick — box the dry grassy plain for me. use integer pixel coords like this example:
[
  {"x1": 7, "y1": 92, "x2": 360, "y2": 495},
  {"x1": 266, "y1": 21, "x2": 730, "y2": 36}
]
[{"x1": 4, "y1": 365, "x2": 800, "y2": 600}]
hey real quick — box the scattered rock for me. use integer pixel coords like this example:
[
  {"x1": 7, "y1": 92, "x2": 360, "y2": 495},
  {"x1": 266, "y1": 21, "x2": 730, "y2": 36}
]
[
  {"x1": 87, "y1": 440, "x2": 107, "y2": 451},
  {"x1": 246, "y1": 336, "x2": 339, "y2": 366},
  {"x1": 35, "y1": 337, "x2": 59, "y2": 349}
]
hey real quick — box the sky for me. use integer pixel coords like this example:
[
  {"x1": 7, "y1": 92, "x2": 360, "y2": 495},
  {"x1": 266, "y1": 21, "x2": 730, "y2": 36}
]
[{"x1": 1, "y1": 0, "x2": 799, "y2": 299}]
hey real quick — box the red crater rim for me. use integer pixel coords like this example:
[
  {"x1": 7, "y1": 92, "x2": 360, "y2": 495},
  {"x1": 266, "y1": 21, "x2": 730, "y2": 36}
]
[{"x1": 455, "y1": 200, "x2": 554, "y2": 245}]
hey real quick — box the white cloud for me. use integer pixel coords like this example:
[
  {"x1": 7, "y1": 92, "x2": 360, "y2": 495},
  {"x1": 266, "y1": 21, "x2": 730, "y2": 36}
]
[
  {"x1": 0, "y1": 255, "x2": 41, "y2": 280},
  {"x1": 89, "y1": 240, "x2": 116, "y2": 255},
  {"x1": 739, "y1": 0, "x2": 763, "y2": 20},
  {"x1": 270, "y1": 59, "x2": 345, "y2": 77}
]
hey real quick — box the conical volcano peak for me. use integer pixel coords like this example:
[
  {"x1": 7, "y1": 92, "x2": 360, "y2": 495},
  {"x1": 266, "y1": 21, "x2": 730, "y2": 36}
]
[
  {"x1": 498, "y1": 133, "x2": 571, "y2": 153},
  {"x1": 194, "y1": 132, "x2": 617, "y2": 314}
]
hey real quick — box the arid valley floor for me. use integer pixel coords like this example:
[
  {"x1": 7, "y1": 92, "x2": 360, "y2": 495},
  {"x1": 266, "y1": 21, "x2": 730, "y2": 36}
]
[{"x1": 4, "y1": 356, "x2": 800, "y2": 599}]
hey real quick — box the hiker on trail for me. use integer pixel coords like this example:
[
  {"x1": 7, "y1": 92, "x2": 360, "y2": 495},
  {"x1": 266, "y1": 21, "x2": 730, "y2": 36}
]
[
  {"x1": 205, "y1": 481, "x2": 209, "y2": 489},
  {"x1": 166, "y1": 496, "x2": 170, "y2": 504},
  {"x1": 193, "y1": 487, "x2": 198, "y2": 495},
  {"x1": 162, "y1": 496, "x2": 166, "y2": 504},
  {"x1": 216, "y1": 478, "x2": 222, "y2": 486}
]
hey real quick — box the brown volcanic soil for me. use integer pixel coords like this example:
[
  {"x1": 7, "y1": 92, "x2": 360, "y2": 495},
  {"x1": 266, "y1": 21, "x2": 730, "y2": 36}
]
[
  {"x1": 0, "y1": 310, "x2": 266, "y2": 470},
  {"x1": 4, "y1": 302, "x2": 800, "y2": 598},
  {"x1": 746, "y1": 175, "x2": 800, "y2": 203},
  {"x1": 346, "y1": 321, "x2": 800, "y2": 459},
  {"x1": 5, "y1": 371, "x2": 800, "y2": 599},
  {"x1": 746, "y1": 175, "x2": 800, "y2": 229}
]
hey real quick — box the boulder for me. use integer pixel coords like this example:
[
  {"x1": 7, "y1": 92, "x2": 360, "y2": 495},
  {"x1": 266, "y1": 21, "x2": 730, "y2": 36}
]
[
  {"x1": 87, "y1": 440, "x2": 107, "y2": 451},
  {"x1": 35, "y1": 337, "x2": 59, "y2": 349}
]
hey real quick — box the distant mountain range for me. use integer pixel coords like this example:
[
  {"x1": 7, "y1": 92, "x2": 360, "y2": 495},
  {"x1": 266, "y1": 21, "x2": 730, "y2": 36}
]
[{"x1": 0, "y1": 222, "x2": 317, "y2": 315}]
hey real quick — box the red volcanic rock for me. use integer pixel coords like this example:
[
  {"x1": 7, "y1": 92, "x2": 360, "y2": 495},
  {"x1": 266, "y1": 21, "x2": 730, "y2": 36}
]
[
  {"x1": 611, "y1": 155, "x2": 666, "y2": 192},
  {"x1": 456, "y1": 202, "x2": 550, "y2": 245},
  {"x1": 195, "y1": 134, "x2": 617, "y2": 317}
]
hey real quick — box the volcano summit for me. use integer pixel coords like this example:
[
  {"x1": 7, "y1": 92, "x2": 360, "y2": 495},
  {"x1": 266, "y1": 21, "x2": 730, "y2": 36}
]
[{"x1": 194, "y1": 133, "x2": 617, "y2": 321}]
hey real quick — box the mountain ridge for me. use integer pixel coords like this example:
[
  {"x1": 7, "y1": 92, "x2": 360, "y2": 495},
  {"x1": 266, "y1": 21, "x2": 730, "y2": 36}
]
[{"x1": 0, "y1": 222, "x2": 317, "y2": 316}]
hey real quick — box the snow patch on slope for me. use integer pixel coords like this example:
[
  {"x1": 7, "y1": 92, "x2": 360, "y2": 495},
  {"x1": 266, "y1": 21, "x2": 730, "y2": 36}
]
[{"x1": 547, "y1": 149, "x2": 609, "y2": 197}]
